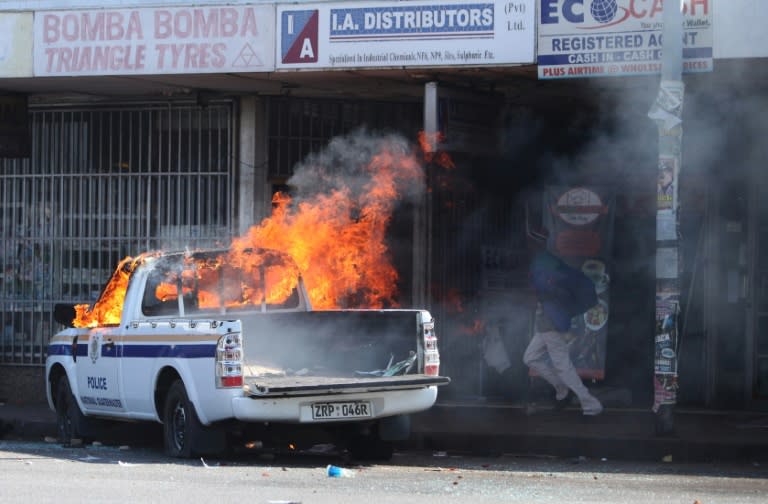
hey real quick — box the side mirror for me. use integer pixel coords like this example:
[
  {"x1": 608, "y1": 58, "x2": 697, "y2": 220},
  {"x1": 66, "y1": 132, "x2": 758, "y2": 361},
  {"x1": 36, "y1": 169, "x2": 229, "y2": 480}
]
[{"x1": 54, "y1": 303, "x2": 77, "y2": 328}]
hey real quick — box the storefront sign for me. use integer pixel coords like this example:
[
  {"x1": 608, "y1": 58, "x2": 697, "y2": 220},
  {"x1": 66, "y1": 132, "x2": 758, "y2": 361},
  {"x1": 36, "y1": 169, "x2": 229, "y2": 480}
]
[
  {"x1": 33, "y1": 5, "x2": 275, "y2": 76},
  {"x1": 276, "y1": 0, "x2": 535, "y2": 70},
  {"x1": 537, "y1": 0, "x2": 713, "y2": 79},
  {"x1": 0, "y1": 13, "x2": 33, "y2": 78}
]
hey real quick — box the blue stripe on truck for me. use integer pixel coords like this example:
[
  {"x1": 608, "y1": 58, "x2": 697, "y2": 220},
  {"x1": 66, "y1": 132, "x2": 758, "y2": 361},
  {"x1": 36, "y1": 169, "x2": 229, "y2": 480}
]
[
  {"x1": 47, "y1": 343, "x2": 216, "y2": 359},
  {"x1": 122, "y1": 344, "x2": 216, "y2": 358}
]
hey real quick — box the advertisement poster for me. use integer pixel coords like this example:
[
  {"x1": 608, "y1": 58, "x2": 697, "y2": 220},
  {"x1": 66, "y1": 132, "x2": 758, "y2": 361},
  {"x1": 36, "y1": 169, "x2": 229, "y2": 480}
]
[
  {"x1": 33, "y1": 6, "x2": 276, "y2": 76},
  {"x1": 657, "y1": 155, "x2": 676, "y2": 210},
  {"x1": 543, "y1": 186, "x2": 615, "y2": 380},
  {"x1": 538, "y1": 0, "x2": 713, "y2": 79},
  {"x1": 654, "y1": 287, "x2": 679, "y2": 407},
  {"x1": 276, "y1": 0, "x2": 535, "y2": 70}
]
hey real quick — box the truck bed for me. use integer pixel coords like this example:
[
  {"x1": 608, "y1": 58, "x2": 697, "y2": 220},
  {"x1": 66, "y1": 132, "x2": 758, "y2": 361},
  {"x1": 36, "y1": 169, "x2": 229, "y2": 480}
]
[{"x1": 238, "y1": 310, "x2": 433, "y2": 375}]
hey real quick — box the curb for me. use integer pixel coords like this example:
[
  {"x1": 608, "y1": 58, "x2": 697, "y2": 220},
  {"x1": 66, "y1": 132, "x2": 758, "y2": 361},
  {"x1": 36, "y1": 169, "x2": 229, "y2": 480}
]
[
  {"x1": 406, "y1": 431, "x2": 768, "y2": 463},
  {"x1": 4, "y1": 418, "x2": 57, "y2": 441}
]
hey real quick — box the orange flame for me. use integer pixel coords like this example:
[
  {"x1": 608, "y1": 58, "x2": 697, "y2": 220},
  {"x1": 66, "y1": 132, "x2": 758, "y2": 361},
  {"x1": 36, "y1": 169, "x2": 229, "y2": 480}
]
[
  {"x1": 418, "y1": 131, "x2": 455, "y2": 169},
  {"x1": 71, "y1": 132, "x2": 452, "y2": 326},
  {"x1": 74, "y1": 255, "x2": 148, "y2": 328},
  {"x1": 231, "y1": 135, "x2": 429, "y2": 310},
  {"x1": 154, "y1": 249, "x2": 300, "y2": 309},
  {"x1": 155, "y1": 282, "x2": 179, "y2": 302}
]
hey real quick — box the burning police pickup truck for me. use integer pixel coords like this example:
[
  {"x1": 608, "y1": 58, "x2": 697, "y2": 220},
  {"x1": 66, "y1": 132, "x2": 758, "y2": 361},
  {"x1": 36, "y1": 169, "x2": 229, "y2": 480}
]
[{"x1": 45, "y1": 247, "x2": 448, "y2": 459}]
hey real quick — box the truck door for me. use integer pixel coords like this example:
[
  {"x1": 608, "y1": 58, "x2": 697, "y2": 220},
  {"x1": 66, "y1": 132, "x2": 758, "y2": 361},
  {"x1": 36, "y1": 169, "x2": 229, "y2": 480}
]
[{"x1": 76, "y1": 327, "x2": 125, "y2": 413}]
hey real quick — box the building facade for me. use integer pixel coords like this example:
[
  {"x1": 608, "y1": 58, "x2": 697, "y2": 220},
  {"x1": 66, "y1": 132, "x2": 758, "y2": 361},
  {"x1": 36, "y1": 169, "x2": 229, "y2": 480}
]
[{"x1": 0, "y1": 0, "x2": 766, "y2": 415}]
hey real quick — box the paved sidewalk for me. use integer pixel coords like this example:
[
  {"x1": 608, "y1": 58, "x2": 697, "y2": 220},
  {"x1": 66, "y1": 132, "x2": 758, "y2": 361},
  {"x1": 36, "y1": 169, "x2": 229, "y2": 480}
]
[
  {"x1": 0, "y1": 401, "x2": 57, "y2": 441},
  {"x1": 409, "y1": 400, "x2": 768, "y2": 462},
  {"x1": 2, "y1": 399, "x2": 768, "y2": 463}
]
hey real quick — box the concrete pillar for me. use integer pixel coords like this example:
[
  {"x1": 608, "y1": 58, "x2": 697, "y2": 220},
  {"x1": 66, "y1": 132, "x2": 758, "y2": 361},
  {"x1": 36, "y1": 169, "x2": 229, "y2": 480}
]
[
  {"x1": 237, "y1": 96, "x2": 271, "y2": 236},
  {"x1": 413, "y1": 82, "x2": 439, "y2": 308}
]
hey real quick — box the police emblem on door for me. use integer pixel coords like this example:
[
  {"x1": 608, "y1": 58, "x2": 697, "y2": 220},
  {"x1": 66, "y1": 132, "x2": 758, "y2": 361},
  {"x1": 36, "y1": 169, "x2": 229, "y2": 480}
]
[{"x1": 89, "y1": 335, "x2": 100, "y2": 363}]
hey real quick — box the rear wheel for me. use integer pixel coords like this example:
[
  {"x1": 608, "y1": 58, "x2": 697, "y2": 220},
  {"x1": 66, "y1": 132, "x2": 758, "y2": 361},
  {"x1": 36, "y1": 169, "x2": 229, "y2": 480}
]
[
  {"x1": 55, "y1": 375, "x2": 87, "y2": 445},
  {"x1": 163, "y1": 380, "x2": 199, "y2": 457},
  {"x1": 162, "y1": 380, "x2": 226, "y2": 458}
]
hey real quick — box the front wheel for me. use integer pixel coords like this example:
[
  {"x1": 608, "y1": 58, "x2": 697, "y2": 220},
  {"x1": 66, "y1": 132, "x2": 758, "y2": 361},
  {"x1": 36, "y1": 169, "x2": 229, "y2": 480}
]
[{"x1": 55, "y1": 375, "x2": 87, "y2": 445}]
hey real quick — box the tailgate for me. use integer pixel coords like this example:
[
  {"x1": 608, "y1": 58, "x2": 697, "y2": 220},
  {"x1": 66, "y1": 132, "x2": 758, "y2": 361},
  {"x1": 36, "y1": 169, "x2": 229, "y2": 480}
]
[{"x1": 243, "y1": 374, "x2": 450, "y2": 397}]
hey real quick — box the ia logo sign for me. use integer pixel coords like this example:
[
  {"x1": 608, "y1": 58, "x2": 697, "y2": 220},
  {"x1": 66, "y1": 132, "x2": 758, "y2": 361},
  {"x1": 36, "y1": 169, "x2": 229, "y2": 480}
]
[{"x1": 281, "y1": 10, "x2": 319, "y2": 64}]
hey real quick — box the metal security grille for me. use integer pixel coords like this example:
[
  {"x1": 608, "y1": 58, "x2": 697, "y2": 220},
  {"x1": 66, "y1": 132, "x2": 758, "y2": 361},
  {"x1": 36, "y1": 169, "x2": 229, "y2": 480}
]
[
  {"x1": 265, "y1": 97, "x2": 422, "y2": 181},
  {"x1": 0, "y1": 102, "x2": 236, "y2": 365}
]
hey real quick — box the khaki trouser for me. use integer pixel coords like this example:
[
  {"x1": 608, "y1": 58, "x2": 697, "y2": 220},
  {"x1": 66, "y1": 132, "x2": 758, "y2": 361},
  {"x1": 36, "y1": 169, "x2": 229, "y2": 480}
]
[{"x1": 523, "y1": 329, "x2": 603, "y2": 415}]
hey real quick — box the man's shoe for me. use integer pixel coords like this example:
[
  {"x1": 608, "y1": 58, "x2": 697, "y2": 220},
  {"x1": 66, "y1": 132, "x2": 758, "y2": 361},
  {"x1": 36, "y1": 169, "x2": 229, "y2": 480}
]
[
  {"x1": 581, "y1": 395, "x2": 604, "y2": 416},
  {"x1": 582, "y1": 403, "x2": 604, "y2": 416},
  {"x1": 554, "y1": 390, "x2": 573, "y2": 411}
]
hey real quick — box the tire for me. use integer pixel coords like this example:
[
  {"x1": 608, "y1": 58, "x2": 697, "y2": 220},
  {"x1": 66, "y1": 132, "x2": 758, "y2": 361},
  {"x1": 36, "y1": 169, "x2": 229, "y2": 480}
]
[
  {"x1": 55, "y1": 375, "x2": 87, "y2": 445},
  {"x1": 162, "y1": 380, "x2": 226, "y2": 458},
  {"x1": 163, "y1": 380, "x2": 200, "y2": 458}
]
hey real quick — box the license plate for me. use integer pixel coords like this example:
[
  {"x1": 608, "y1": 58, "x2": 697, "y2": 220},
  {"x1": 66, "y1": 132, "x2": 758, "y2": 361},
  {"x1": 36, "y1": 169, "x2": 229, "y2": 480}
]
[{"x1": 311, "y1": 401, "x2": 372, "y2": 420}]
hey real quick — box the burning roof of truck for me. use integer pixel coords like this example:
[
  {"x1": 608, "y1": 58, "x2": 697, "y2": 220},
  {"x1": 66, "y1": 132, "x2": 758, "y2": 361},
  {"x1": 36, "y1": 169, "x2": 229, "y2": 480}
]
[{"x1": 74, "y1": 247, "x2": 302, "y2": 328}]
